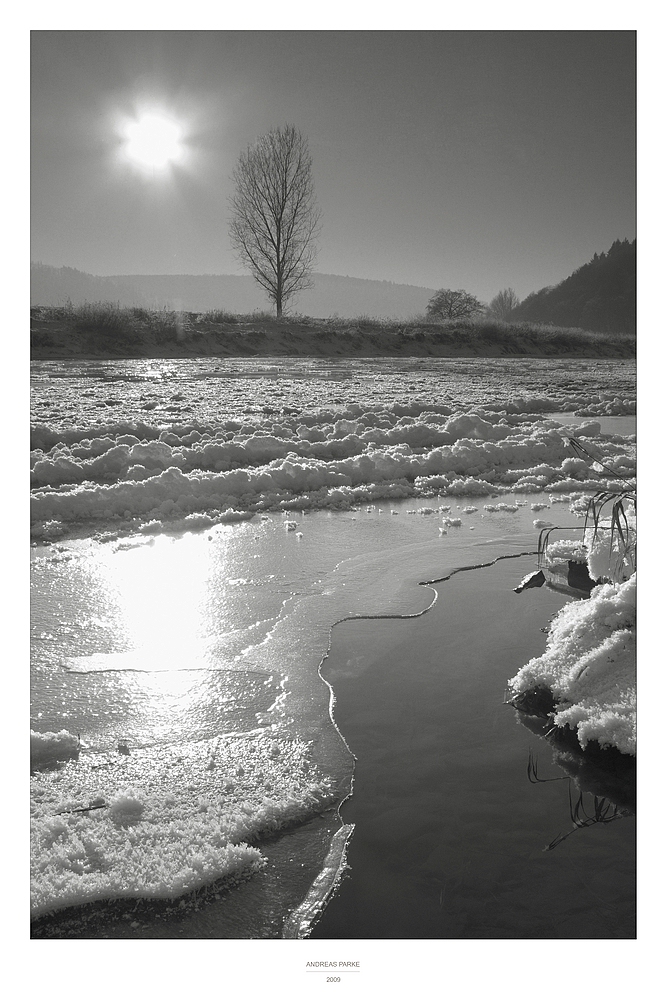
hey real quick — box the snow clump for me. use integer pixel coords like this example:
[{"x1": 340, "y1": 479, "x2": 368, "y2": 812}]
[
  {"x1": 30, "y1": 382, "x2": 636, "y2": 541},
  {"x1": 508, "y1": 575, "x2": 636, "y2": 755},
  {"x1": 31, "y1": 730, "x2": 79, "y2": 769}
]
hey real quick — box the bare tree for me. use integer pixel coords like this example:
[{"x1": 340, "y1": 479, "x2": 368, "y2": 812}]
[
  {"x1": 229, "y1": 125, "x2": 321, "y2": 318},
  {"x1": 426, "y1": 288, "x2": 484, "y2": 320},
  {"x1": 488, "y1": 287, "x2": 520, "y2": 320}
]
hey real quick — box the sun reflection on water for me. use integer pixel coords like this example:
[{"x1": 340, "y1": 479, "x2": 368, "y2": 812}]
[
  {"x1": 97, "y1": 532, "x2": 220, "y2": 672},
  {"x1": 75, "y1": 531, "x2": 243, "y2": 735}
]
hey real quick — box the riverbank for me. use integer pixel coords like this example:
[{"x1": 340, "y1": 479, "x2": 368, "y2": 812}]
[{"x1": 30, "y1": 305, "x2": 636, "y2": 360}]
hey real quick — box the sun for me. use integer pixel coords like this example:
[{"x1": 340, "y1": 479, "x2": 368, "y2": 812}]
[{"x1": 124, "y1": 114, "x2": 184, "y2": 170}]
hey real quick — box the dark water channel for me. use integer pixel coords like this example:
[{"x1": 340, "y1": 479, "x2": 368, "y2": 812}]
[{"x1": 312, "y1": 556, "x2": 635, "y2": 939}]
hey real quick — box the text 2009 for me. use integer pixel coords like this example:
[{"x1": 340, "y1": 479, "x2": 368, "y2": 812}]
[{"x1": 326, "y1": 977, "x2": 341, "y2": 983}]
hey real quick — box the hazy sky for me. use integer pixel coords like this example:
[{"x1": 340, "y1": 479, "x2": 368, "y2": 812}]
[{"x1": 31, "y1": 30, "x2": 636, "y2": 302}]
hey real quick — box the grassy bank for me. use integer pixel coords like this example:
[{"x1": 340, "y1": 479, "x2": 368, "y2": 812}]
[{"x1": 30, "y1": 302, "x2": 636, "y2": 360}]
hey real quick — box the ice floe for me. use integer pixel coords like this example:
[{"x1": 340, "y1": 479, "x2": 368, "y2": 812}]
[
  {"x1": 31, "y1": 359, "x2": 636, "y2": 541},
  {"x1": 31, "y1": 734, "x2": 335, "y2": 918}
]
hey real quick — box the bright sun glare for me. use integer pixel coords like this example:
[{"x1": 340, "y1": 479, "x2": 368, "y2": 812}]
[{"x1": 124, "y1": 114, "x2": 184, "y2": 169}]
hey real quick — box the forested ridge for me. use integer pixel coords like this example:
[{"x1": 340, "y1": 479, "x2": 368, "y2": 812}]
[{"x1": 511, "y1": 239, "x2": 635, "y2": 334}]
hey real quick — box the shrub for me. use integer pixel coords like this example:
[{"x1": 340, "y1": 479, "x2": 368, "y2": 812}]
[
  {"x1": 71, "y1": 302, "x2": 127, "y2": 332},
  {"x1": 201, "y1": 309, "x2": 239, "y2": 324},
  {"x1": 426, "y1": 288, "x2": 484, "y2": 320}
]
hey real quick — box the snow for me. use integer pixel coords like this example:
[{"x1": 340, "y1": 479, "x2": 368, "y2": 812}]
[
  {"x1": 540, "y1": 538, "x2": 588, "y2": 565},
  {"x1": 31, "y1": 730, "x2": 80, "y2": 768},
  {"x1": 585, "y1": 505, "x2": 636, "y2": 583},
  {"x1": 508, "y1": 575, "x2": 636, "y2": 755},
  {"x1": 31, "y1": 734, "x2": 336, "y2": 917},
  {"x1": 31, "y1": 358, "x2": 636, "y2": 540},
  {"x1": 510, "y1": 483, "x2": 636, "y2": 755},
  {"x1": 108, "y1": 791, "x2": 145, "y2": 821}
]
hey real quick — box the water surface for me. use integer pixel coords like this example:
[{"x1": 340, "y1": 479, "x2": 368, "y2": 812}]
[{"x1": 313, "y1": 556, "x2": 635, "y2": 939}]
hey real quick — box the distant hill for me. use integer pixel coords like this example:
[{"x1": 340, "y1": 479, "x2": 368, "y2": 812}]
[
  {"x1": 30, "y1": 263, "x2": 437, "y2": 320},
  {"x1": 30, "y1": 265, "x2": 142, "y2": 310},
  {"x1": 511, "y1": 239, "x2": 636, "y2": 334}
]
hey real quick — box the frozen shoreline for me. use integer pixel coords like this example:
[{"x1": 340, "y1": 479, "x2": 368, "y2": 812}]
[
  {"x1": 29, "y1": 509, "x2": 542, "y2": 928},
  {"x1": 31, "y1": 509, "x2": 635, "y2": 930},
  {"x1": 313, "y1": 556, "x2": 634, "y2": 939},
  {"x1": 30, "y1": 356, "x2": 636, "y2": 934}
]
